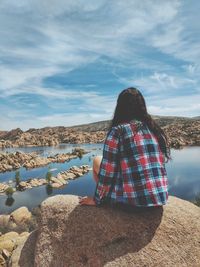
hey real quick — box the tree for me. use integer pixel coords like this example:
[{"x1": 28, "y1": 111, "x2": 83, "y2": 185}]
[
  {"x1": 15, "y1": 170, "x2": 21, "y2": 188},
  {"x1": 46, "y1": 167, "x2": 52, "y2": 184},
  {"x1": 5, "y1": 186, "x2": 14, "y2": 198},
  {"x1": 5, "y1": 196, "x2": 15, "y2": 206},
  {"x1": 46, "y1": 184, "x2": 53, "y2": 195},
  {"x1": 194, "y1": 192, "x2": 200, "y2": 207}
]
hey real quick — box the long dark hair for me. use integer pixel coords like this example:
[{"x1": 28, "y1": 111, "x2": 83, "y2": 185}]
[{"x1": 110, "y1": 87, "x2": 171, "y2": 161}]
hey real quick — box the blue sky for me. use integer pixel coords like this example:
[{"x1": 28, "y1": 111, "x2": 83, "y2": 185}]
[{"x1": 0, "y1": 0, "x2": 200, "y2": 131}]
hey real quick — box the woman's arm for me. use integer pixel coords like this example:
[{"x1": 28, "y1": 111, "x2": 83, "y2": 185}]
[
  {"x1": 79, "y1": 126, "x2": 119, "y2": 206},
  {"x1": 93, "y1": 126, "x2": 119, "y2": 205}
]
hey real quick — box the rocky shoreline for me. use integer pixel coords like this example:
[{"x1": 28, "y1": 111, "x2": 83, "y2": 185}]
[
  {"x1": 163, "y1": 120, "x2": 200, "y2": 148},
  {"x1": 0, "y1": 163, "x2": 92, "y2": 266},
  {"x1": 0, "y1": 118, "x2": 199, "y2": 149},
  {"x1": 0, "y1": 128, "x2": 105, "y2": 149},
  {"x1": 0, "y1": 206, "x2": 36, "y2": 266},
  {"x1": 0, "y1": 148, "x2": 88, "y2": 173},
  {"x1": 0, "y1": 165, "x2": 91, "y2": 194}
]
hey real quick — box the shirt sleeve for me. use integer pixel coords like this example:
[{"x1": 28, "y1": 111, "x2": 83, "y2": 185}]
[{"x1": 94, "y1": 126, "x2": 120, "y2": 205}]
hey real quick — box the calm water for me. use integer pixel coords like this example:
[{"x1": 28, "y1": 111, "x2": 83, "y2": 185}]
[{"x1": 0, "y1": 144, "x2": 200, "y2": 214}]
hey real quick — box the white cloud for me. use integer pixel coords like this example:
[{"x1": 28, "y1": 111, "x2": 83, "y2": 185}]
[
  {"x1": 0, "y1": 0, "x2": 200, "y2": 130},
  {"x1": 183, "y1": 64, "x2": 199, "y2": 77},
  {"x1": 0, "y1": 109, "x2": 112, "y2": 131},
  {"x1": 149, "y1": 2, "x2": 200, "y2": 66},
  {"x1": 0, "y1": 88, "x2": 116, "y2": 130},
  {"x1": 0, "y1": 0, "x2": 181, "y2": 96},
  {"x1": 151, "y1": 23, "x2": 183, "y2": 50},
  {"x1": 147, "y1": 94, "x2": 200, "y2": 117},
  {"x1": 117, "y1": 71, "x2": 197, "y2": 95}
]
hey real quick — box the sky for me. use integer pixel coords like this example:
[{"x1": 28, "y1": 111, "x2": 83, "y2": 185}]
[{"x1": 0, "y1": 0, "x2": 200, "y2": 131}]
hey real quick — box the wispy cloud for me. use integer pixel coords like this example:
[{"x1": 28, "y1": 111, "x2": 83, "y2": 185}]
[{"x1": 0, "y1": 0, "x2": 199, "y2": 130}]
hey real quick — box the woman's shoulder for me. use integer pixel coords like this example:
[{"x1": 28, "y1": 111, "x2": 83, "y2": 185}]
[
  {"x1": 117, "y1": 120, "x2": 144, "y2": 131},
  {"x1": 108, "y1": 120, "x2": 145, "y2": 137}
]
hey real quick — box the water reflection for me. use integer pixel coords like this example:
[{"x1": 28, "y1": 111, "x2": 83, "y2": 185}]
[
  {"x1": 166, "y1": 147, "x2": 200, "y2": 200},
  {"x1": 5, "y1": 196, "x2": 15, "y2": 206},
  {"x1": 46, "y1": 184, "x2": 53, "y2": 196},
  {"x1": 0, "y1": 144, "x2": 199, "y2": 213}
]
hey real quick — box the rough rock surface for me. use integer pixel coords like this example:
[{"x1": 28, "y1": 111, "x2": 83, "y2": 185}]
[
  {"x1": 10, "y1": 207, "x2": 32, "y2": 225},
  {"x1": 0, "y1": 183, "x2": 9, "y2": 194},
  {"x1": 0, "y1": 207, "x2": 34, "y2": 235},
  {"x1": 164, "y1": 120, "x2": 200, "y2": 148},
  {"x1": 0, "y1": 231, "x2": 31, "y2": 266},
  {"x1": 9, "y1": 231, "x2": 36, "y2": 267},
  {"x1": 18, "y1": 195, "x2": 200, "y2": 267}
]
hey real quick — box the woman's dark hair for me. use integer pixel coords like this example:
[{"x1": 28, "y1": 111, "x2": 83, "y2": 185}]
[{"x1": 110, "y1": 87, "x2": 171, "y2": 161}]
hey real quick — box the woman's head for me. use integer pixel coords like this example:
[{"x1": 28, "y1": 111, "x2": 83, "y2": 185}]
[
  {"x1": 112, "y1": 87, "x2": 148, "y2": 125},
  {"x1": 110, "y1": 87, "x2": 171, "y2": 161}
]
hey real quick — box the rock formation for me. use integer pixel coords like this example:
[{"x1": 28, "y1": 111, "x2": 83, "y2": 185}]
[
  {"x1": 0, "y1": 207, "x2": 34, "y2": 235},
  {"x1": 9, "y1": 207, "x2": 32, "y2": 226},
  {"x1": 12, "y1": 195, "x2": 200, "y2": 267},
  {"x1": 0, "y1": 127, "x2": 106, "y2": 148},
  {"x1": 0, "y1": 231, "x2": 30, "y2": 266},
  {"x1": 0, "y1": 117, "x2": 199, "y2": 149},
  {"x1": 50, "y1": 165, "x2": 91, "y2": 188},
  {"x1": 0, "y1": 183, "x2": 9, "y2": 194},
  {"x1": 0, "y1": 165, "x2": 91, "y2": 194},
  {"x1": 163, "y1": 120, "x2": 200, "y2": 148},
  {"x1": 0, "y1": 148, "x2": 88, "y2": 173},
  {"x1": 0, "y1": 206, "x2": 36, "y2": 267}
]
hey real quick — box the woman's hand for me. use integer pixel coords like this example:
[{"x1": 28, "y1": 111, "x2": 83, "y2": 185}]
[{"x1": 79, "y1": 196, "x2": 96, "y2": 206}]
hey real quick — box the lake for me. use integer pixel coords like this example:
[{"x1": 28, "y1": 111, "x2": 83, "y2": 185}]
[{"x1": 0, "y1": 144, "x2": 200, "y2": 214}]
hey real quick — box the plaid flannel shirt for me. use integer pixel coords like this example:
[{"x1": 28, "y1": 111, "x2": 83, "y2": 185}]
[{"x1": 94, "y1": 120, "x2": 168, "y2": 207}]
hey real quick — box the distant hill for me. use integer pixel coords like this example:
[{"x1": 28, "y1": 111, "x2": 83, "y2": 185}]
[
  {"x1": 0, "y1": 115, "x2": 199, "y2": 149},
  {"x1": 192, "y1": 116, "x2": 200, "y2": 119},
  {"x1": 68, "y1": 120, "x2": 110, "y2": 132},
  {"x1": 66, "y1": 115, "x2": 199, "y2": 132},
  {"x1": 0, "y1": 115, "x2": 199, "y2": 134}
]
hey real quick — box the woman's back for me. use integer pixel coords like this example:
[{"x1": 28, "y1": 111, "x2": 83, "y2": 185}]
[
  {"x1": 80, "y1": 88, "x2": 170, "y2": 207},
  {"x1": 94, "y1": 120, "x2": 168, "y2": 206}
]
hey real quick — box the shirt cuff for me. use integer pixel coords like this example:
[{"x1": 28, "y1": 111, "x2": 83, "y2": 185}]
[{"x1": 93, "y1": 195, "x2": 101, "y2": 206}]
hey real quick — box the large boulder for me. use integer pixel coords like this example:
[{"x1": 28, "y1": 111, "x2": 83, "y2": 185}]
[
  {"x1": 0, "y1": 215, "x2": 10, "y2": 229},
  {"x1": 9, "y1": 231, "x2": 34, "y2": 267},
  {"x1": 17, "y1": 195, "x2": 200, "y2": 267},
  {"x1": 10, "y1": 207, "x2": 32, "y2": 225}
]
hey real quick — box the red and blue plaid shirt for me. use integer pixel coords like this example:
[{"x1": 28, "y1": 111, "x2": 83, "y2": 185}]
[{"x1": 94, "y1": 120, "x2": 168, "y2": 207}]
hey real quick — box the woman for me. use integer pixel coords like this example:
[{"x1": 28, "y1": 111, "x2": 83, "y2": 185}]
[{"x1": 79, "y1": 87, "x2": 170, "y2": 207}]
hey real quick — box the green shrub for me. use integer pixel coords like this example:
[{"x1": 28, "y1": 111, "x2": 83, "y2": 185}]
[
  {"x1": 5, "y1": 196, "x2": 15, "y2": 206},
  {"x1": 46, "y1": 184, "x2": 53, "y2": 195},
  {"x1": 46, "y1": 167, "x2": 52, "y2": 184},
  {"x1": 194, "y1": 193, "x2": 200, "y2": 207},
  {"x1": 5, "y1": 186, "x2": 14, "y2": 197},
  {"x1": 72, "y1": 148, "x2": 85, "y2": 159},
  {"x1": 15, "y1": 170, "x2": 21, "y2": 187}
]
